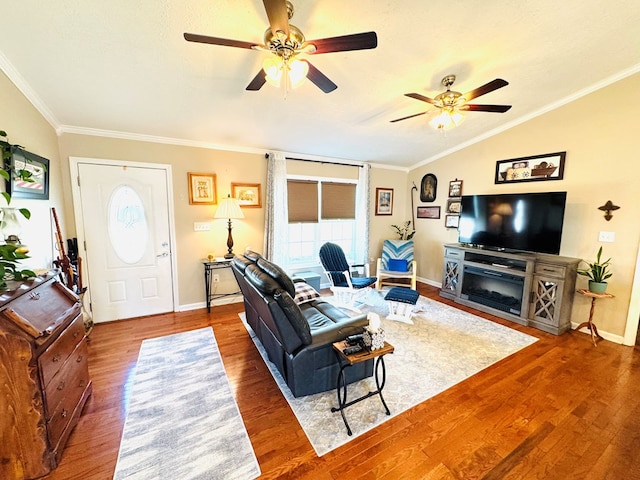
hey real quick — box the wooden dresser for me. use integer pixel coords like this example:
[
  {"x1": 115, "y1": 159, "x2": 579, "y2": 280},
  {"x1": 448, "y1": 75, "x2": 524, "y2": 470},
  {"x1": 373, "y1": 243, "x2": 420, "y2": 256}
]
[{"x1": 0, "y1": 272, "x2": 92, "y2": 480}]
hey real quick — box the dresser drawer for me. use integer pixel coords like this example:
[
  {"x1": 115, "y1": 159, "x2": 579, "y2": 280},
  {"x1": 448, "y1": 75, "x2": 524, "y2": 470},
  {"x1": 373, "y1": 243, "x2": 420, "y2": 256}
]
[
  {"x1": 44, "y1": 339, "x2": 90, "y2": 421},
  {"x1": 444, "y1": 247, "x2": 463, "y2": 259},
  {"x1": 535, "y1": 263, "x2": 566, "y2": 278},
  {"x1": 47, "y1": 373, "x2": 91, "y2": 449},
  {"x1": 39, "y1": 315, "x2": 85, "y2": 388}
]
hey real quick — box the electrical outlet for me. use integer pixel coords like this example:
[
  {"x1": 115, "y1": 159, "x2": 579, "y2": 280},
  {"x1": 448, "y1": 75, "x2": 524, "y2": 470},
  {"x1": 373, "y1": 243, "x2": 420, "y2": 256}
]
[
  {"x1": 213, "y1": 274, "x2": 220, "y2": 283},
  {"x1": 598, "y1": 231, "x2": 615, "y2": 242}
]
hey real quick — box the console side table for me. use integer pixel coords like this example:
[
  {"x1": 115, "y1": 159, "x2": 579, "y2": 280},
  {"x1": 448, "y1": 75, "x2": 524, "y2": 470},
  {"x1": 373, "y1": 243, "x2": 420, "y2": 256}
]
[
  {"x1": 331, "y1": 340, "x2": 394, "y2": 436},
  {"x1": 576, "y1": 289, "x2": 614, "y2": 346},
  {"x1": 202, "y1": 258, "x2": 241, "y2": 312}
]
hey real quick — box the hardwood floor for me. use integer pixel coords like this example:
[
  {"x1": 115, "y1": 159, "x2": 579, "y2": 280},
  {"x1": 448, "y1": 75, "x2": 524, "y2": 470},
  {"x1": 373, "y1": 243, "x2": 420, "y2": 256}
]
[{"x1": 44, "y1": 285, "x2": 640, "y2": 480}]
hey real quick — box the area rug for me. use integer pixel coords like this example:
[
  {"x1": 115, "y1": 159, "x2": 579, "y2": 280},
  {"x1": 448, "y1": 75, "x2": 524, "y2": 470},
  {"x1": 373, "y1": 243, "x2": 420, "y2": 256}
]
[
  {"x1": 239, "y1": 290, "x2": 538, "y2": 456},
  {"x1": 113, "y1": 327, "x2": 260, "y2": 480}
]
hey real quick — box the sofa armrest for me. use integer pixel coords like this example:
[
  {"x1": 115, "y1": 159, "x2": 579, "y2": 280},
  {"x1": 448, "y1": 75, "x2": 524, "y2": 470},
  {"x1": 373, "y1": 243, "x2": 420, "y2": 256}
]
[{"x1": 309, "y1": 316, "x2": 368, "y2": 346}]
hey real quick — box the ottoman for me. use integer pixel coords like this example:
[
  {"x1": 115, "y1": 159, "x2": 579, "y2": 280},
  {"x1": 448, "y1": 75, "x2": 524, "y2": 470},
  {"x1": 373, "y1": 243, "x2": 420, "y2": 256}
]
[{"x1": 384, "y1": 287, "x2": 419, "y2": 323}]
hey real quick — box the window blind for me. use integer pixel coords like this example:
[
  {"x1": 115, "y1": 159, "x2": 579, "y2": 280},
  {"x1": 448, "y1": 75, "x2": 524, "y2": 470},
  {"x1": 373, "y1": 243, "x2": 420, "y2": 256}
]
[
  {"x1": 321, "y1": 182, "x2": 356, "y2": 219},
  {"x1": 287, "y1": 180, "x2": 318, "y2": 222}
]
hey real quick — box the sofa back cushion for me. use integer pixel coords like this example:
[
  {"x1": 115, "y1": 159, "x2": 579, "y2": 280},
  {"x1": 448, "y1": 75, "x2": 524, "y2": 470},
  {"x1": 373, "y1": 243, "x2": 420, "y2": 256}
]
[
  {"x1": 257, "y1": 258, "x2": 296, "y2": 297},
  {"x1": 245, "y1": 263, "x2": 281, "y2": 295},
  {"x1": 274, "y1": 289, "x2": 312, "y2": 345}
]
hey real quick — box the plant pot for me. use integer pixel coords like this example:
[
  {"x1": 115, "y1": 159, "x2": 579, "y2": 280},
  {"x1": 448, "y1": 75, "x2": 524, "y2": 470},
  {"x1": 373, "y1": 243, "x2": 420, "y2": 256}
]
[{"x1": 588, "y1": 281, "x2": 608, "y2": 294}]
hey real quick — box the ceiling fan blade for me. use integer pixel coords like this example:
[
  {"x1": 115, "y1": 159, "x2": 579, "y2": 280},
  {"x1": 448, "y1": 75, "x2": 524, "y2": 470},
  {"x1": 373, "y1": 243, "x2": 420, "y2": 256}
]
[
  {"x1": 304, "y1": 61, "x2": 337, "y2": 93},
  {"x1": 461, "y1": 104, "x2": 512, "y2": 113},
  {"x1": 304, "y1": 32, "x2": 377, "y2": 54},
  {"x1": 246, "y1": 70, "x2": 267, "y2": 91},
  {"x1": 390, "y1": 111, "x2": 429, "y2": 123},
  {"x1": 184, "y1": 33, "x2": 257, "y2": 49},
  {"x1": 263, "y1": 0, "x2": 290, "y2": 38},
  {"x1": 463, "y1": 78, "x2": 509, "y2": 101},
  {"x1": 405, "y1": 93, "x2": 436, "y2": 105}
]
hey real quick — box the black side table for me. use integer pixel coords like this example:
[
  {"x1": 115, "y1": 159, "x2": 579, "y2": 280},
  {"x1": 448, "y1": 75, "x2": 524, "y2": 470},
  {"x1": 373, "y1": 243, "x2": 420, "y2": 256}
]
[
  {"x1": 202, "y1": 258, "x2": 240, "y2": 312},
  {"x1": 331, "y1": 340, "x2": 394, "y2": 436}
]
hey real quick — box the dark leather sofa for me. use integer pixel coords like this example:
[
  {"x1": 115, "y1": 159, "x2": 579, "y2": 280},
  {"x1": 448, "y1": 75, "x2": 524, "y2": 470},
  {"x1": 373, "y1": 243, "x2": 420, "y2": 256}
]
[{"x1": 231, "y1": 251, "x2": 373, "y2": 397}]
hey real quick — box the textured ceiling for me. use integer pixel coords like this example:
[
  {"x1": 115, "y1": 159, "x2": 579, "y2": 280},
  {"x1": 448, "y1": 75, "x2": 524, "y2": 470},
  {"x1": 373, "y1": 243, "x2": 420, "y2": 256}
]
[{"x1": 1, "y1": 0, "x2": 639, "y2": 168}]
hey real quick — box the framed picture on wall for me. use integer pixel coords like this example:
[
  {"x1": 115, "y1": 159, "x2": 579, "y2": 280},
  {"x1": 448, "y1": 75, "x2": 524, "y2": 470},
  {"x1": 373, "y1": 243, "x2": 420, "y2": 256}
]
[
  {"x1": 6, "y1": 147, "x2": 50, "y2": 200},
  {"x1": 375, "y1": 188, "x2": 393, "y2": 215},
  {"x1": 231, "y1": 183, "x2": 261, "y2": 208},
  {"x1": 417, "y1": 206, "x2": 440, "y2": 219},
  {"x1": 445, "y1": 215, "x2": 460, "y2": 228},
  {"x1": 188, "y1": 172, "x2": 217, "y2": 205},
  {"x1": 495, "y1": 151, "x2": 566, "y2": 184},
  {"x1": 448, "y1": 179, "x2": 463, "y2": 197}
]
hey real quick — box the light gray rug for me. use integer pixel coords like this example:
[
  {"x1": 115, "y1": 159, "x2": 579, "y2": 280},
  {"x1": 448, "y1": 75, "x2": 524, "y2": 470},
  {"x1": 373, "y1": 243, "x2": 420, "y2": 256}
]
[
  {"x1": 113, "y1": 327, "x2": 260, "y2": 480},
  {"x1": 240, "y1": 290, "x2": 538, "y2": 456}
]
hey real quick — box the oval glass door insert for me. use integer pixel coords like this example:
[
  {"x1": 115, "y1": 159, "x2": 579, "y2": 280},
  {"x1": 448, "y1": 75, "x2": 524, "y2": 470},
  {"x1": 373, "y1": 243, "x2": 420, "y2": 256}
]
[{"x1": 108, "y1": 185, "x2": 148, "y2": 264}]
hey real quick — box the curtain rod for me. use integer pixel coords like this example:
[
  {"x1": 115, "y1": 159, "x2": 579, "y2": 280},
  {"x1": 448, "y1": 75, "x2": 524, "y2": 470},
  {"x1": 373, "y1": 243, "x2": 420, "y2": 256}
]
[{"x1": 265, "y1": 153, "x2": 364, "y2": 168}]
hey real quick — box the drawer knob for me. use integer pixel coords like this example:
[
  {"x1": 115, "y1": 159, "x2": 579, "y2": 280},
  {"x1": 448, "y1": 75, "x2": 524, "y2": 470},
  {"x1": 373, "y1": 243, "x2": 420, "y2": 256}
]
[
  {"x1": 61, "y1": 409, "x2": 68, "y2": 418},
  {"x1": 57, "y1": 381, "x2": 66, "y2": 391},
  {"x1": 29, "y1": 292, "x2": 40, "y2": 300},
  {"x1": 76, "y1": 355, "x2": 83, "y2": 363},
  {"x1": 52, "y1": 353, "x2": 62, "y2": 363}
]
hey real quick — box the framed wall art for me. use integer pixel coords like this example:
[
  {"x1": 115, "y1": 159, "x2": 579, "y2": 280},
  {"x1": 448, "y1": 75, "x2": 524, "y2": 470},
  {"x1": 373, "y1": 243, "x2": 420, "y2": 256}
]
[
  {"x1": 448, "y1": 179, "x2": 463, "y2": 197},
  {"x1": 231, "y1": 182, "x2": 262, "y2": 208},
  {"x1": 6, "y1": 147, "x2": 50, "y2": 200},
  {"x1": 417, "y1": 206, "x2": 440, "y2": 219},
  {"x1": 375, "y1": 188, "x2": 393, "y2": 215},
  {"x1": 188, "y1": 172, "x2": 217, "y2": 205},
  {"x1": 420, "y1": 173, "x2": 437, "y2": 202},
  {"x1": 495, "y1": 151, "x2": 566, "y2": 184},
  {"x1": 446, "y1": 198, "x2": 462, "y2": 214},
  {"x1": 445, "y1": 215, "x2": 460, "y2": 228}
]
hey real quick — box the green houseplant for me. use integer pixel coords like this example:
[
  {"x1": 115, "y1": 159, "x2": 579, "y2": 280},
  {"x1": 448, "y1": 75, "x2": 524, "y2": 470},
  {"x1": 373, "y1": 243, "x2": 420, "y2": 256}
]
[
  {"x1": 577, "y1": 246, "x2": 612, "y2": 294},
  {"x1": 0, "y1": 130, "x2": 36, "y2": 289},
  {"x1": 390, "y1": 220, "x2": 415, "y2": 240}
]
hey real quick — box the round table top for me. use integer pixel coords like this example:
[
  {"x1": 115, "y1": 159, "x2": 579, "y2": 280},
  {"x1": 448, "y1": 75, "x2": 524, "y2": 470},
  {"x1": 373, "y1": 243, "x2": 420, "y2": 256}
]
[{"x1": 577, "y1": 289, "x2": 614, "y2": 299}]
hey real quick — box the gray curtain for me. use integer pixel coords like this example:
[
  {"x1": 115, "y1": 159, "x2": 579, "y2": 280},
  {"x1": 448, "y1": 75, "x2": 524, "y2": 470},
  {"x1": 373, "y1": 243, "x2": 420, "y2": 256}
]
[{"x1": 263, "y1": 152, "x2": 288, "y2": 264}]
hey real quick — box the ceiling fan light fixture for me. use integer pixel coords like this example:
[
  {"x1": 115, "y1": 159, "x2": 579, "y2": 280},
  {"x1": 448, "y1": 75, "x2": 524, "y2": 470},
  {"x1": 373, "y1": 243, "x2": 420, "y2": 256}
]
[
  {"x1": 263, "y1": 56, "x2": 284, "y2": 87},
  {"x1": 263, "y1": 55, "x2": 308, "y2": 89},
  {"x1": 429, "y1": 108, "x2": 465, "y2": 130}
]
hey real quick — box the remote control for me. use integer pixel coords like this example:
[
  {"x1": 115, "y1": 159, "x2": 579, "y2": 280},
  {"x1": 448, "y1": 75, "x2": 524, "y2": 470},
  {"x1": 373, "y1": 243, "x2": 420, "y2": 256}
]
[
  {"x1": 346, "y1": 333, "x2": 364, "y2": 346},
  {"x1": 343, "y1": 344, "x2": 363, "y2": 355}
]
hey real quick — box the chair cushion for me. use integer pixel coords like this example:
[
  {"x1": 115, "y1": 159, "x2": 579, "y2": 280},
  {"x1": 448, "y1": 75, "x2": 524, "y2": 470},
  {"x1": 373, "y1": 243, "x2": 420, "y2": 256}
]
[
  {"x1": 387, "y1": 258, "x2": 408, "y2": 272},
  {"x1": 293, "y1": 282, "x2": 321, "y2": 305}
]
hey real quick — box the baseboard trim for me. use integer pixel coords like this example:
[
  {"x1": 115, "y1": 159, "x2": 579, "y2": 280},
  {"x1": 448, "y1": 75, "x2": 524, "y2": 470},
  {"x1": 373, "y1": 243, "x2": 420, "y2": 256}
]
[{"x1": 179, "y1": 295, "x2": 243, "y2": 312}]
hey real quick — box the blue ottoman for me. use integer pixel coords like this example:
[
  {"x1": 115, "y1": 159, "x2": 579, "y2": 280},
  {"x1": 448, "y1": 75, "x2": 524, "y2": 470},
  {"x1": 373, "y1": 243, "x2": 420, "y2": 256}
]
[{"x1": 384, "y1": 287, "x2": 419, "y2": 323}]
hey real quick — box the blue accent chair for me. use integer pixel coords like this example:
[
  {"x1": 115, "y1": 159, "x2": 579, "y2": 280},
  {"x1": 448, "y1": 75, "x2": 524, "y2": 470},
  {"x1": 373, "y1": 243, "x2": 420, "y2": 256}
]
[{"x1": 375, "y1": 239, "x2": 417, "y2": 290}]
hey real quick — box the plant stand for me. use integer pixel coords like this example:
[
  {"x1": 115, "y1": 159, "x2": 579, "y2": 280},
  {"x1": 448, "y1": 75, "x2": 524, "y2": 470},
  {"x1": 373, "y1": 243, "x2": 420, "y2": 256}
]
[{"x1": 575, "y1": 289, "x2": 614, "y2": 346}]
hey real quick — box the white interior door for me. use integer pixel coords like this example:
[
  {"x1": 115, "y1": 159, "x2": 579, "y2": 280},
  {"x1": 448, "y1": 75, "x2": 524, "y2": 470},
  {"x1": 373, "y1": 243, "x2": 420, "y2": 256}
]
[{"x1": 77, "y1": 163, "x2": 174, "y2": 322}]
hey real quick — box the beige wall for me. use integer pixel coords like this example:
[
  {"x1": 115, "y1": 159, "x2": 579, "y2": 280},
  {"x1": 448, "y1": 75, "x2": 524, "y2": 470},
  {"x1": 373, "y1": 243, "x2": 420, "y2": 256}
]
[
  {"x1": 0, "y1": 71, "x2": 64, "y2": 271},
  {"x1": 408, "y1": 72, "x2": 640, "y2": 339}
]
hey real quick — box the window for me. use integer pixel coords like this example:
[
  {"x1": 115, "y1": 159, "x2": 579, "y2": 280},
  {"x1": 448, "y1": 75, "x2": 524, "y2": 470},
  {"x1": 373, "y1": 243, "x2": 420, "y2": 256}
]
[{"x1": 287, "y1": 178, "x2": 357, "y2": 267}]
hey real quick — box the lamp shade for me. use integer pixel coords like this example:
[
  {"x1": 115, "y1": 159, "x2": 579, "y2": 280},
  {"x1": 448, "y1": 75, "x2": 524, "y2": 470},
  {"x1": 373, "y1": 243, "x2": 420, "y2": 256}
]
[{"x1": 214, "y1": 195, "x2": 244, "y2": 220}]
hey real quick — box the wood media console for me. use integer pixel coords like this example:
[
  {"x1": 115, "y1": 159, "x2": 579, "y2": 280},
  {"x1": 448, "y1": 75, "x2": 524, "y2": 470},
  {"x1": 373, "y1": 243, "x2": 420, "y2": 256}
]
[{"x1": 440, "y1": 243, "x2": 580, "y2": 335}]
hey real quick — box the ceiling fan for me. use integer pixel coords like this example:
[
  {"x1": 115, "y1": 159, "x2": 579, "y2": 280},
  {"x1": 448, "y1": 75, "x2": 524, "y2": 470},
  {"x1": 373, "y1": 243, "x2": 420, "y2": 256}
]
[
  {"x1": 391, "y1": 75, "x2": 512, "y2": 129},
  {"x1": 184, "y1": 0, "x2": 377, "y2": 93}
]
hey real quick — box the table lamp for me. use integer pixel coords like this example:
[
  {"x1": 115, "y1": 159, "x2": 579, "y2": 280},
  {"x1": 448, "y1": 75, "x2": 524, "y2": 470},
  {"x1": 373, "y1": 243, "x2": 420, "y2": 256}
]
[{"x1": 214, "y1": 194, "x2": 244, "y2": 259}]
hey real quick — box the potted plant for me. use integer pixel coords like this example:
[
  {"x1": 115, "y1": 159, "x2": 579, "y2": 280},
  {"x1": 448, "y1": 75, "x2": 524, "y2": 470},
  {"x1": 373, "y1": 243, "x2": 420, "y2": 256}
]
[
  {"x1": 577, "y1": 246, "x2": 612, "y2": 294},
  {"x1": 0, "y1": 130, "x2": 35, "y2": 289},
  {"x1": 390, "y1": 220, "x2": 415, "y2": 240}
]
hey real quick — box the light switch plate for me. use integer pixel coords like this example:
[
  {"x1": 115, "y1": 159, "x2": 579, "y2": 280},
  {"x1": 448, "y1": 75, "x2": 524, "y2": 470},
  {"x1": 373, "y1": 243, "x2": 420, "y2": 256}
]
[
  {"x1": 194, "y1": 222, "x2": 211, "y2": 232},
  {"x1": 598, "y1": 231, "x2": 615, "y2": 242}
]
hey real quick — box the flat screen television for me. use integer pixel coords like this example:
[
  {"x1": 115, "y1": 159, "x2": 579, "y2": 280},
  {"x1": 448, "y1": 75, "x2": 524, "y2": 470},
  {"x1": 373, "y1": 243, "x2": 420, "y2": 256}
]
[{"x1": 458, "y1": 191, "x2": 567, "y2": 255}]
